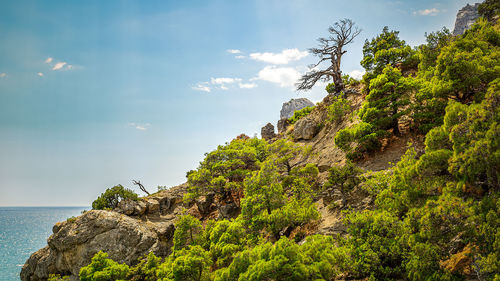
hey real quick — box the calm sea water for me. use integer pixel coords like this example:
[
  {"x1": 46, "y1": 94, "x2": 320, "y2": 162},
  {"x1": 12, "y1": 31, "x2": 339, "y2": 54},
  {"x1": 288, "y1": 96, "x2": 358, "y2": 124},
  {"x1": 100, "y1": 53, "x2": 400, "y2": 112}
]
[{"x1": 0, "y1": 207, "x2": 88, "y2": 281}]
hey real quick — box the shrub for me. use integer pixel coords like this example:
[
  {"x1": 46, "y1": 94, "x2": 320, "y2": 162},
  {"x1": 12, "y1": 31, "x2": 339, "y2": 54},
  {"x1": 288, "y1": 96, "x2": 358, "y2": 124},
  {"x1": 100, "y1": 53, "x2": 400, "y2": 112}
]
[
  {"x1": 327, "y1": 96, "x2": 352, "y2": 124},
  {"x1": 342, "y1": 74, "x2": 360, "y2": 86},
  {"x1": 325, "y1": 83, "x2": 336, "y2": 94},
  {"x1": 48, "y1": 275, "x2": 69, "y2": 281},
  {"x1": 288, "y1": 106, "x2": 314, "y2": 124},
  {"x1": 92, "y1": 185, "x2": 138, "y2": 210},
  {"x1": 79, "y1": 251, "x2": 130, "y2": 281},
  {"x1": 324, "y1": 160, "x2": 363, "y2": 192}
]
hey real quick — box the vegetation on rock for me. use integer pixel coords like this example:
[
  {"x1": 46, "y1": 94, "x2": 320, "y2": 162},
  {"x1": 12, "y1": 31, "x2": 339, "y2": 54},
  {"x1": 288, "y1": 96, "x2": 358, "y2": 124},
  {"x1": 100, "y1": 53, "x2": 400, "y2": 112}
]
[
  {"x1": 66, "y1": 13, "x2": 500, "y2": 281},
  {"x1": 92, "y1": 185, "x2": 138, "y2": 210}
]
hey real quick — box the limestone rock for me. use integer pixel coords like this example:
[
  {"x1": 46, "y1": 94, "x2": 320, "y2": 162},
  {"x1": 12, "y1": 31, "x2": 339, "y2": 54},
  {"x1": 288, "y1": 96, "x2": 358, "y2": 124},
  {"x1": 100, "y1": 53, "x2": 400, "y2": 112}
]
[
  {"x1": 261, "y1": 123, "x2": 276, "y2": 140},
  {"x1": 453, "y1": 3, "x2": 480, "y2": 36},
  {"x1": 21, "y1": 184, "x2": 187, "y2": 281},
  {"x1": 280, "y1": 98, "x2": 315, "y2": 119},
  {"x1": 293, "y1": 118, "x2": 318, "y2": 140}
]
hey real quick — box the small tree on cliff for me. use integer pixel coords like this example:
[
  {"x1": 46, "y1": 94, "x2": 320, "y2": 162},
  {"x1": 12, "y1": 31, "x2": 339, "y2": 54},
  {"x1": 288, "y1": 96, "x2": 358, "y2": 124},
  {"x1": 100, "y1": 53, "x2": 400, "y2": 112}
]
[{"x1": 296, "y1": 18, "x2": 361, "y2": 93}]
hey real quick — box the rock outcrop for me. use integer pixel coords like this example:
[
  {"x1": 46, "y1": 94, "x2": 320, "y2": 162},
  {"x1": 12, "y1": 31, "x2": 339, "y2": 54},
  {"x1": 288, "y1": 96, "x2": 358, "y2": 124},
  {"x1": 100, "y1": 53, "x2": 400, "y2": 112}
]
[
  {"x1": 280, "y1": 98, "x2": 315, "y2": 119},
  {"x1": 21, "y1": 185, "x2": 187, "y2": 281},
  {"x1": 293, "y1": 118, "x2": 318, "y2": 140},
  {"x1": 261, "y1": 123, "x2": 276, "y2": 140},
  {"x1": 453, "y1": 3, "x2": 480, "y2": 36}
]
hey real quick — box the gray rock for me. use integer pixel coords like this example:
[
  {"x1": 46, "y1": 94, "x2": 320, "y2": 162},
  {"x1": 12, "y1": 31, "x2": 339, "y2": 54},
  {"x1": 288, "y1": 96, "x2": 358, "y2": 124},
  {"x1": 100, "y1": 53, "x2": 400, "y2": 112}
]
[
  {"x1": 280, "y1": 98, "x2": 315, "y2": 119},
  {"x1": 293, "y1": 118, "x2": 318, "y2": 140},
  {"x1": 453, "y1": 3, "x2": 480, "y2": 36},
  {"x1": 21, "y1": 184, "x2": 187, "y2": 281},
  {"x1": 277, "y1": 118, "x2": 290, "y2": 134},
  {"x1": 261, "y1": 123, "x2": 276, "y2": 140},
  {"x1": 219, "y1": 202, "x2": 239, "y2": 218},
  {"x1": 21, "y1": 210, "x2": 173, "y2": 281}
]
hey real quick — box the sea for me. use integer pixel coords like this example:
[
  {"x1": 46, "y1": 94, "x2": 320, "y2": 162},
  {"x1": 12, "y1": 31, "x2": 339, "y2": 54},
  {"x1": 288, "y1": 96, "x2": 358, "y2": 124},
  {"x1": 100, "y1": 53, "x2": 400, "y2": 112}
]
[{"x1": 0, "y1": 207, "x2": 89, "y2": 281}]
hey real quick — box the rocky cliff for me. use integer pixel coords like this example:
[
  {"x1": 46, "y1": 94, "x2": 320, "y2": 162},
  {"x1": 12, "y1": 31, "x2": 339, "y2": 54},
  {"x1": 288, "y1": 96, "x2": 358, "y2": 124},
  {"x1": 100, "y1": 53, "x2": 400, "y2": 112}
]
[
  {"x1": 21, "y1": 185, "x2": 187, "y2": 281},
  {"x1": 453, "y1": 3, "x2": 480, "y2": 35}
]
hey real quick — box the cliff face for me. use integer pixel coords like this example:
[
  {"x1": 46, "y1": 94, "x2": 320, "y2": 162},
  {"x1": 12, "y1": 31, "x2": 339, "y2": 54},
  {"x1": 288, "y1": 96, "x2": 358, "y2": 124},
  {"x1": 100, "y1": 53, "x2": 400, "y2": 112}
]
[
  {"x1": 453, "y1": 3, "x2": 480, "y2": 35},
  {"x1": 21, "y1": 185, "x2": 187, "y2": 281}
]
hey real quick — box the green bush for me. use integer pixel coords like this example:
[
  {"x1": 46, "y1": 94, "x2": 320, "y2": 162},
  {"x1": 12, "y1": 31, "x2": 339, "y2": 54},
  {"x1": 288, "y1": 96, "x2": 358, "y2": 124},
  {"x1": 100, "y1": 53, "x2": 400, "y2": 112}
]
[
  {"x1": 325, "y1": 82, "x2": 336, "y2": 94},
  {"x1": 79, "y1": 251, "x2": 130, "y2": 281},
  {"x1": 48, "y1": 275, "x2": 69, "y2": 281},
  {"x1": 327, "y1": 96, "x2": 351, "y2": 124},
  {"x1": 92, "y1": 185, "x2": 138, "y2": 210},
  {"x1": 324, "y1": 160, "x2": 363, "y2": 192},
  {"x1": 288, "y1": 106, "x2": 314, "y2": 124},
  {"x1": 342, "y1": 74, "x2": 360, "y2": 86}
]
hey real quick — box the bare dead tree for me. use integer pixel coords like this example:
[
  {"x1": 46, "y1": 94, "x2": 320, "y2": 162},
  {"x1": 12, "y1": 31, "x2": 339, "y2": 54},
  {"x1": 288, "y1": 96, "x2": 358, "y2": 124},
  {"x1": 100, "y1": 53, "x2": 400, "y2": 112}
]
[
  {"x1": 132, "y1": 180, "x2": 150, "y2": 196},
  {"x1": 296, "y1": 19, "x2": 361, "y2": 93}
]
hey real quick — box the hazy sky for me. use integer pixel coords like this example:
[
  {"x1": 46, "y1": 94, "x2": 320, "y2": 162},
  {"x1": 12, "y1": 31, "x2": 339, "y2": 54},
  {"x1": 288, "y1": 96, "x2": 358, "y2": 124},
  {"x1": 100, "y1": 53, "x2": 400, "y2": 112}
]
[{"x1": 0, "y1": 0, "x2": 474, "y2": 206}]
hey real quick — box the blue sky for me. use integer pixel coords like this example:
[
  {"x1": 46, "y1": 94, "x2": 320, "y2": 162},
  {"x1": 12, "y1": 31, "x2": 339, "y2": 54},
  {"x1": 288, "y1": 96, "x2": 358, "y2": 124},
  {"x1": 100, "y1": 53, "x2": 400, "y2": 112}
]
[{"x1": 0, "y1": 0, "x2": 474, "y2": 206}]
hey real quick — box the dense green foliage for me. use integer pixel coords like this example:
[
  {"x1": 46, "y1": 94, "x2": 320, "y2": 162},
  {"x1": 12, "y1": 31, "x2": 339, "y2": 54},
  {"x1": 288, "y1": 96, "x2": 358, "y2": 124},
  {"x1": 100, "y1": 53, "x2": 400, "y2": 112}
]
[
  {"x1": 478, "y1": 0, "x2": 500, "y2": 21},
  {"x1": 288, "y1": 106, "x2": 315, "y2": 124},
  {"x1": 80, "y1": 251, "x2": 130, "y2": 281},
  {"x1": 327, "y1": 95, "x2": 351, "y2": 124},
  {"x1": 92, "y1": 185, "x2": 138, "y2": 210},
  {"x1": 81, "y1": 16, "x2": 499, "y2": 281},
  {"x1": 361, "y1": 26, "x2": 418, "y2": 81}
]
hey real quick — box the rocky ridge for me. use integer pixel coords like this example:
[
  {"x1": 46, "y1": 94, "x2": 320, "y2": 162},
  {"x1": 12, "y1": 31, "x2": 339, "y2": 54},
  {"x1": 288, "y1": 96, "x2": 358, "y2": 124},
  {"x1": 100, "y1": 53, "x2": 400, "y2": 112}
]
[{"x1": 453, "y1": 3, "x2": 480, "y2": 35}]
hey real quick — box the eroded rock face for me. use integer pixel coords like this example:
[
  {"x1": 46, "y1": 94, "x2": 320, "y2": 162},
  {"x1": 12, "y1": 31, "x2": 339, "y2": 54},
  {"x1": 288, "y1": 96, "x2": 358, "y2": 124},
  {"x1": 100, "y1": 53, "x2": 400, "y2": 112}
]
[
  {"x1": 453, "y1": 3, "x2": 480, "y2": 36},
  {"x1": 293, "y1": 118, "x2": 318, "y2": 140},
  {"x1": 21, "y1": 185, "x2": 186, "y2": 281},
  {"x1": 280, "y1": 98, "x2": 315, "y2": 119},
  {"x1": 261, "y1": 123, "x2": 276, "y2": 140}
]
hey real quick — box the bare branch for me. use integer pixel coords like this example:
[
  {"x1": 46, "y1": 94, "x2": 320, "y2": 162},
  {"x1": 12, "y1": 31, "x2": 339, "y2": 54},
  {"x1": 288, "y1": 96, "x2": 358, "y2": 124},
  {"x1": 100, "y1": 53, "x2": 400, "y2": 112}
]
[{"x1": 132, "y1": 180, "x2": 150, "y2": 196}]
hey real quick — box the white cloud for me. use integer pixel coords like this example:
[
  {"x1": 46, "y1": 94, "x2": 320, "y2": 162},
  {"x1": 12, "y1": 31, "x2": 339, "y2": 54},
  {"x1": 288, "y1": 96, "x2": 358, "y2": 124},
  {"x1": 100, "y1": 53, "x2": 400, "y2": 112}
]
[
  {"x1": 210, "y1": 77, "x2": 242, "y2": 85},
  {"x1": 52, "y1": 62, "x2": 67, "y2": 70},
  {"x1": 254, "y1": 66, "x2": 301, "y2": 88},
  {"x1": 0, "y1": 73, "x2": 6, "y2": 78},
  {"x1": 239, "y1": 82, "x2": 258, "y2": 89},
  {"x1": 45, "y1": 57, "x2": 53, "y2": 64},
  {"x1": 37, "y1": 72, "x2": 44, "y2": 77},
  {"x1": 192, "y1": 83, "x2": 211, "y2": 92},
  {"x1": 249, "y1": 48, "x2": 308, "y2": 65},
  {"x1": 235, "y1": 55, "x2": 245, "y2": 59},
  {"x1": 414, "y1": 8, "x2": 440, "y2": 16},
  {"x1": 227, "y1": 49, "x2": 242, "y2": 54},
  {"x1": 128, "y1": 122, "x2": 151, "y2": 131},
  {"x1": 348, "y1": 70, "x2": 365, "y2": 80}
]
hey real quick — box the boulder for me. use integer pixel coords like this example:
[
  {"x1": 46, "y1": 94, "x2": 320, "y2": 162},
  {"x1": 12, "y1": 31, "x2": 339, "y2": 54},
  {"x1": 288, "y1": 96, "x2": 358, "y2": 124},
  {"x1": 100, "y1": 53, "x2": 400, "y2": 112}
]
[
  {"x1": 453, "y1": 3, "x2": 480, "y2": 36},
  {"x1": 261, "y1": 123, "x2": 276, "y2": 140},
  {"x1": 293, "y1": 118, "x2": 318, "y2": 140},
  {"x1": 219, "y1": 202, "x2": 239, "y2": 218},
  {"x1": 280, "y1": 98, "x2": 315, "y2": 119}
]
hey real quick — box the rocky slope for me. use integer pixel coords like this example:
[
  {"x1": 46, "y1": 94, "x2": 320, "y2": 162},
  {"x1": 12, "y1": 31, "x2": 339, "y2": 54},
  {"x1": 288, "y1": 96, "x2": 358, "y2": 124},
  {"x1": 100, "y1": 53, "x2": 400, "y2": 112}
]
[{"x1": 21, "y1": 84, "x2": 422, "y2": 281}]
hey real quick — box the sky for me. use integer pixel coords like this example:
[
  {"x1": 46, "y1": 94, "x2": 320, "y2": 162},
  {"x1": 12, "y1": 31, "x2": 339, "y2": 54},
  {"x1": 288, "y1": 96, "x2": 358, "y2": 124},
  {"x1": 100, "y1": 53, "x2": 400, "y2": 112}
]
[{"x1": 0, "y1": 0, "x2": 475, "y2": 206}]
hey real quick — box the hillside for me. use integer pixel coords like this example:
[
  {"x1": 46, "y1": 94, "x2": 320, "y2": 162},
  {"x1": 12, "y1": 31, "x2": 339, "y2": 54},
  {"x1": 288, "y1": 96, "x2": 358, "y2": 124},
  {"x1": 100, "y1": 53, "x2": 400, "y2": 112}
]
[{"x1": 22, "y1": 2, "x2": 499, "y2": 281}]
